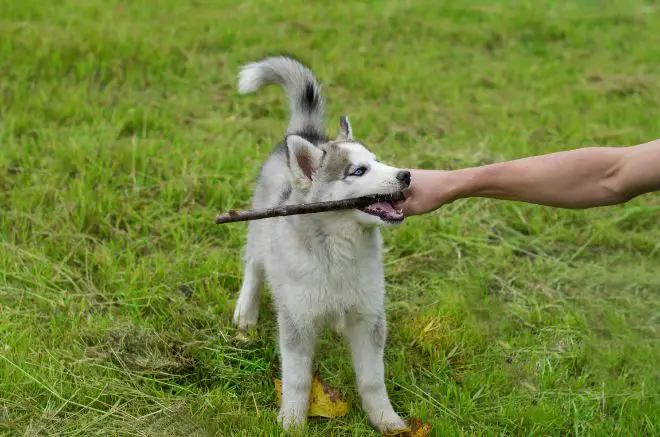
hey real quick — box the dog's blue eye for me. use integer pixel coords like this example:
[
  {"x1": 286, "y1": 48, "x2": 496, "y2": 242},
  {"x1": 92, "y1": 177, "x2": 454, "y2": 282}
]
[{"x1": 352, "y1": 166, "x2": 367, "y2": 177}]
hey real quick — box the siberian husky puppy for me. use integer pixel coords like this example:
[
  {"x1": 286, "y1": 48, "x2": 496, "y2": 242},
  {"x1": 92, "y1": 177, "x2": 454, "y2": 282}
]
[{"x1": 232, "y1": 56, "x2": 410, "y2": 432}]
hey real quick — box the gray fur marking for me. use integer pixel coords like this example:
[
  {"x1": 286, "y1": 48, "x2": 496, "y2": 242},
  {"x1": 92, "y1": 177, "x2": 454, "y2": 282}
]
[
  {"x1": 370, "y1": 314, "x2": 386, "y2": 348},
  {"x1": 318, "y1": 143, "x2": 352, "y2": 182}
]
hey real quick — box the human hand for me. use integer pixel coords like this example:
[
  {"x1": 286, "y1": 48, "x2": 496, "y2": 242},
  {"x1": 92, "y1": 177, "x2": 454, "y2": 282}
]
[{"x1": 395, "y1": 169, "x2": 465, "y2": 216}]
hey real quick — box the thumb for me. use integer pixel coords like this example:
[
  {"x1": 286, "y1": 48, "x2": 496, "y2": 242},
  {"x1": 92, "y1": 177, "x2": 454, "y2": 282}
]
[
  {"x1": 394, "y1": 188, "x2": 416, "y2": 216},
  {"x1": 394, "y1": 187, "x2": 411, "y2": 206}
]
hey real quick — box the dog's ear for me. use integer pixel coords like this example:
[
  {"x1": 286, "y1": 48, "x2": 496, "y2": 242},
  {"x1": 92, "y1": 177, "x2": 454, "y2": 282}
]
[
  {"x1": 337, "y1": 115, "x2": 353, "y2": 141},
  {"x1": 285, "y1": 135, "x2": 324, "y2": 186}
]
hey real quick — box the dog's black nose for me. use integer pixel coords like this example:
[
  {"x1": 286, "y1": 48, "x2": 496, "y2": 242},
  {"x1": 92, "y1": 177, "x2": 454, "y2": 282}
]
[{"x1": 396, "y1": 170, "x2": 411, "y2": 186}]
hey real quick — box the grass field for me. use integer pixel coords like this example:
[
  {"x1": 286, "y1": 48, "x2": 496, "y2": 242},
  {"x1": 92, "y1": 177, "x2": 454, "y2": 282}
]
[{"x1": 1, "y1": 0, "x2": 660, "y2": 435}]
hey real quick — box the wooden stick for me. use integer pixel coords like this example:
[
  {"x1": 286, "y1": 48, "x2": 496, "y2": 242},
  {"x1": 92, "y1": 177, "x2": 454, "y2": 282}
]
[{"x1": 215, "y1": 192, "x2": 405, "y2": 224}]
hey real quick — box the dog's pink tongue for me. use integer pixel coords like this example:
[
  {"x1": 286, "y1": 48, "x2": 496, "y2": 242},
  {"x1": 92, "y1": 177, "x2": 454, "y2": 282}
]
[
  {"x1": 361, "y1": 201, "x2": 404, "y2": 220},
  {"x1": 368, "y1": 202, "x2": 396, "y2": 214}
]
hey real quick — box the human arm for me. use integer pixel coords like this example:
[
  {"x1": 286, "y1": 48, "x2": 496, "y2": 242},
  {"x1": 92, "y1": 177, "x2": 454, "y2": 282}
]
[{"x1": 397, "y1": 139, "x2": 660, "y2": 216}]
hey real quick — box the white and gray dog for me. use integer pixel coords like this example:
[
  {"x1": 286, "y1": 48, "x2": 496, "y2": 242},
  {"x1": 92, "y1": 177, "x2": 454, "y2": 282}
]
[{"x1": 232, "y1": 56, "x2": 410, "y2": 432}]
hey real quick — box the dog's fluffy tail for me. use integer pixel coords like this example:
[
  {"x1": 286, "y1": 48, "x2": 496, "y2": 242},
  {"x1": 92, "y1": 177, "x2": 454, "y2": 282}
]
[{"x1": 238, "y1": 56, "x2": 325, "y2": 138}]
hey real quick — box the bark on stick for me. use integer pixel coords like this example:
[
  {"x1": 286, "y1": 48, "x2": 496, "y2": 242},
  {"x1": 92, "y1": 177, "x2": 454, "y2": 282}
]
[{"x1": 215, "y1": 192, "x2": 405, "y2": 224}]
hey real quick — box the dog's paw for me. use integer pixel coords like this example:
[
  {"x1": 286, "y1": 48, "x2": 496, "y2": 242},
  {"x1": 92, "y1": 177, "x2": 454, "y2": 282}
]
[
  {"x1": 232, "y1": 300, "x2": 259, "y2": 331},
  {"x1": 369, "y1": 411, "x2": 407, "y2": 434},
  {"x1": 277, "y1": 407, "x2": 307, "y2": 430}
]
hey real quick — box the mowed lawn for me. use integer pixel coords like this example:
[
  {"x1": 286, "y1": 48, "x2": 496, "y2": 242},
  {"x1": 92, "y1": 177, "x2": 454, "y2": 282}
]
[{"x1": 1, "y1": 1, "x2": 659, "y2": 435}]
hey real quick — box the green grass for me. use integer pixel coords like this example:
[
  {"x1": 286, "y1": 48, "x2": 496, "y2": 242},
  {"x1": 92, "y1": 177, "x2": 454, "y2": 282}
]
[{"x1": 1, "y1": 0, "x2": 659, "y2": 435}]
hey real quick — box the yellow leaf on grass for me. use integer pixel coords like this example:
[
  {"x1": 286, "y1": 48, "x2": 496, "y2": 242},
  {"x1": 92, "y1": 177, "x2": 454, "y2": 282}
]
[
  {"x1": 382, "y1": 418, "x2": 432, "y2": 437},
  {"x1": 409, "y1": 418, "x2": 432, "y2": 437},
  {"x1": 273, "y1": 374, "x2": 349, "y2": 418}
]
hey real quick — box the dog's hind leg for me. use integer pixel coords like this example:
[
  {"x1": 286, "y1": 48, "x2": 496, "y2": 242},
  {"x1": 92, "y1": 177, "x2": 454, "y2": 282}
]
[
  {"x1": 233, "y1": 256, "x2": 264, "y2": 331},
  {"x1": 345, "y1": 314, "x2": 406, "y2": 433}
]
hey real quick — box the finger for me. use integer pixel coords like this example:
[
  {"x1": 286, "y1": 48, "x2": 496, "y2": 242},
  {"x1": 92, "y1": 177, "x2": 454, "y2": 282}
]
[
  {"x1": 398, "y1": 200, "x2": 416, "y2": 216},
  {"x1": 393, "y1": 196, "x2": 410, "y2": 211}
]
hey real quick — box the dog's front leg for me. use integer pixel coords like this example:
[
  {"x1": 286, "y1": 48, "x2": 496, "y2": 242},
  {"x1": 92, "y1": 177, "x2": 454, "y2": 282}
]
[
  {"x1": 233, "y1": 257, "x2": 264, "y2": 331},
  {"x1": 345, "y1": 314, "x2": 406, "y2": 433},
  {"x1": 277, "y1": 307, "x2": 316, "y2": 430}
]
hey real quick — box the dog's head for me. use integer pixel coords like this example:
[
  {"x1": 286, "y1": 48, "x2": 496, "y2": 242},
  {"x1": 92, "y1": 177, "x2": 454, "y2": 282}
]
[{"x1": 285, "y1": 116, "x2": 410, "y2": 227}]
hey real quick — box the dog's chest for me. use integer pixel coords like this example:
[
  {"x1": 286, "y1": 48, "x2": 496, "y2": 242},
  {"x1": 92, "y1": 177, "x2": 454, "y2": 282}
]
[
  {"x1": 295, "y1": 246, "x2": 384, "y2": 312},
  {"x1": 267, "y1": 225, "x2": 386, "y2": 317}
]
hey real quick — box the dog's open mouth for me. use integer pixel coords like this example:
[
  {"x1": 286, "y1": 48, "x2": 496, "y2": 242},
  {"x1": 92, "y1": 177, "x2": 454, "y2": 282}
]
[{"x1": 358, "y1": 201, "x2": 404, "y2": 223}]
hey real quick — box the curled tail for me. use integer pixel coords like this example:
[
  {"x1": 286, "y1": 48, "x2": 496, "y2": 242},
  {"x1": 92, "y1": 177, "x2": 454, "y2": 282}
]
[{"x1": 238, "y1": 56, "x2": 325, "y2": 139}]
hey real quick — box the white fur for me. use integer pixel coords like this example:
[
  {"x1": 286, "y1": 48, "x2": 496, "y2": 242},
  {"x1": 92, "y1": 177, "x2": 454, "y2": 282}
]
[
  {"x1": 237, "y1": 56, "x2": 325, "y2": 136},
  {"x1": 232, "y1": 56, "x2": 408, "y2": 433}
]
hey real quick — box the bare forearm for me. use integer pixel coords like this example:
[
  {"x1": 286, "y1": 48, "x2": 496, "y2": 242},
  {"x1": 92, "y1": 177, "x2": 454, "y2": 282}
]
[
  {"x1": 398, "y1": 140, "x2": 660, "y2": 216},
  {"x1": 455, "y1": 140, "x2": 660, "y2": 208}
]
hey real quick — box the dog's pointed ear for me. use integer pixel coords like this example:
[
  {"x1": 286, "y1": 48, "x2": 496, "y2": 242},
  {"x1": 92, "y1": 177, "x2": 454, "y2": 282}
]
[
  {"x1": 285, "y1": 135, "x2": 324, "y2": 185},
  {"x1": 337, "y1": 115, "x2": 353, "y2": 141}
]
